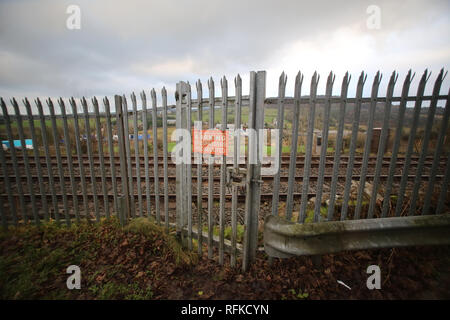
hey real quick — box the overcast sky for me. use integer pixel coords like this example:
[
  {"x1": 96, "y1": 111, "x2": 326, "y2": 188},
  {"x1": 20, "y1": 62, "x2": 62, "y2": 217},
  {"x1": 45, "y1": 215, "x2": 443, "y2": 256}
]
[{"x1": 0, "y1": 0, "x2": 449, "y2": 109}]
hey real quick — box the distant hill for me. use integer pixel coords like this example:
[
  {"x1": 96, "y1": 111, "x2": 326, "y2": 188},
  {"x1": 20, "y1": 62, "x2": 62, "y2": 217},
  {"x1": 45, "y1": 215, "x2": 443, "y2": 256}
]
[{"x1": 269, "y1": 97, "x2": 447, "y2": 129}]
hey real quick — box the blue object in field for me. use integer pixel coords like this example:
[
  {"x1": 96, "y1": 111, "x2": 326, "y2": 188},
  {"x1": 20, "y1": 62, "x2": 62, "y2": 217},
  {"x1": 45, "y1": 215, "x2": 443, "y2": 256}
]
[
  {"x1": 137, "y1": 134, "x2": 151, "y2": 140},
  {"x1": 129, "y1": 134, "x2": 151, "y2": 140},
  {"x1": 2, "y1": 139, "x2": 33, "y2": 150}
]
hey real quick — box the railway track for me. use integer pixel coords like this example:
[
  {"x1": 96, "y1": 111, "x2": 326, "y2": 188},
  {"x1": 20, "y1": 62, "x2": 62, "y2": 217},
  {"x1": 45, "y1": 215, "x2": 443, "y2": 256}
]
[
  {"x1": 0, "y1": 174, "x2": 444, "y2": 183},
  {"x1": 0, "y1": 192, "x2": 321, "y2": 202},
  {"x1": 4, "y1": 154, "x2": 440, "y2": 162},
  {"x1": 1, "y1": 154, "x2": 447, "y2": 209},
  {"x1": 3, "y1": 155, "x2": 445, "y2": 169}
]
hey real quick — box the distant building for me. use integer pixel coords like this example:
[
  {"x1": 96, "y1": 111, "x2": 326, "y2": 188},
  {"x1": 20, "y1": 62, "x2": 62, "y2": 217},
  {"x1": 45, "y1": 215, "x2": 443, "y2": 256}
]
[
  {"x1": 371, "y1": 128, "x2": 391, "y2": 154},
  {"x1": 2, "y1": 139, "x2": 33, "y2": 150}
]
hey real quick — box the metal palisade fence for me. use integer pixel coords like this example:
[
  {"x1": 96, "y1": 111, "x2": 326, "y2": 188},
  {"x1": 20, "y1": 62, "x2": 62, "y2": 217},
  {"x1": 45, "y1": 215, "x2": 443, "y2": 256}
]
[
  {"x1": 0, "y1": 69, "x2": 449, "y2": 271},
  {"x1": 0, "y1": 92, "x2": 172, "y2": 227},
  {"x1": 174, "y1": 69, "x2": 450, "y2": 271}
]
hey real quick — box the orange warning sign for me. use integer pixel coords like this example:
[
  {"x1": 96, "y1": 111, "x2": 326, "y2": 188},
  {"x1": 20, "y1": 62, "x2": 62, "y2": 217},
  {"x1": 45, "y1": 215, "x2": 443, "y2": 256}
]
[{"x1": 193, "y1": 129, "x2": 229, "y2": 156}]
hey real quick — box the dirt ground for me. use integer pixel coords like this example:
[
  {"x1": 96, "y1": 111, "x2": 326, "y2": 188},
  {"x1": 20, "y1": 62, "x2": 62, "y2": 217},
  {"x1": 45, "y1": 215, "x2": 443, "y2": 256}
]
[{"x1": 0, "y1": 217, "x2": 449, "y2": 300}]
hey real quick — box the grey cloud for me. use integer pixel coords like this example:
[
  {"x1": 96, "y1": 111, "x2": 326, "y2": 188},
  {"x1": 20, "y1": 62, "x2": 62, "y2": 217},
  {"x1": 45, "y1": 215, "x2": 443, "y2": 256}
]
[{"x1": 0, "y1": 0, "x2": 449, "y2": 105}]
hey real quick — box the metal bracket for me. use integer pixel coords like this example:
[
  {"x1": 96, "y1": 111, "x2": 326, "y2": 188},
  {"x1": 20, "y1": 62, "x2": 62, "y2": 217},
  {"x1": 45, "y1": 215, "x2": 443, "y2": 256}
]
[{"x1": 226, "y1": 167, "x2": 247, "y2": 187}]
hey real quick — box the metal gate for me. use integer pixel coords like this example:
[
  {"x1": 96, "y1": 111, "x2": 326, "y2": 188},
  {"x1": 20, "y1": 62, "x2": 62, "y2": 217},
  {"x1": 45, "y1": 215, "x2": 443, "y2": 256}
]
[
  {"x1": 175, "y1": 69, "x2": 450, "y2": 271},
  {"x1": 174, "y1": 72, "x2": 267, "y2": 269}
]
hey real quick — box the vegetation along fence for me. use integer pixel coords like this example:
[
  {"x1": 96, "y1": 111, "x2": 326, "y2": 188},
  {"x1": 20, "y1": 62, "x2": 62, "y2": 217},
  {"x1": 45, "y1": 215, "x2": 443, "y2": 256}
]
[{"x1": 0, "y1": 69, "x2": 449, "y2": 271}]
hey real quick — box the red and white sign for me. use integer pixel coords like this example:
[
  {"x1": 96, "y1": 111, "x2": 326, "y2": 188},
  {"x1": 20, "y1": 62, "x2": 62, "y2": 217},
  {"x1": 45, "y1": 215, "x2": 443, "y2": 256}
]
[{"x1": 193, "y1": 129, "x2": 229, "y2": 156}]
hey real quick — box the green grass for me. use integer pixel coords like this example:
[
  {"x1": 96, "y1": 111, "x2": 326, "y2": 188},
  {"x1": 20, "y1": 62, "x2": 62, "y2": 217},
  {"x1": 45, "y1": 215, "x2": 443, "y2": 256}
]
[
  {"x1": 88, "y1": 282, "x2": 153, "y2": 300},
  {"x1": 278, "y1": 145, "x2": 335, "y2": 155},
  {"x1": 287, "y1": 288, "x2": 309, "y2": 300},
  {"x1": 199, "y1": 107, "x2": 281, "y2": 128},
  {"x1": 282, "y1": 145, "x2": 291, "y2": 153},
  {"x1": 168, "y1": 141, "x2": 176, "y2": 153},
  {"x1": 202, "y1": 224, "x2": 245, "y2": 243},
  {"x1": 0, "y1": 221, "x2": 97, "y2": 299},
  {"x1": 304, "y1": 206, "x2": 328, "y2": 223},
  {"x1": 125, "y1": 217, "x2": 197, "y2": 266},
  {"x1": 0, "y1": 217, "x2": 195, "y2": 299}
]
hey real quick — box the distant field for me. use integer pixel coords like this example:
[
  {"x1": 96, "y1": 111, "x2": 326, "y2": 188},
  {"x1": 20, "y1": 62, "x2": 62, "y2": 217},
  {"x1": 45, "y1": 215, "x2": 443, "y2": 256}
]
[{"x1": 1, "y1": 106, "x2": 448, "y2": 157}]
